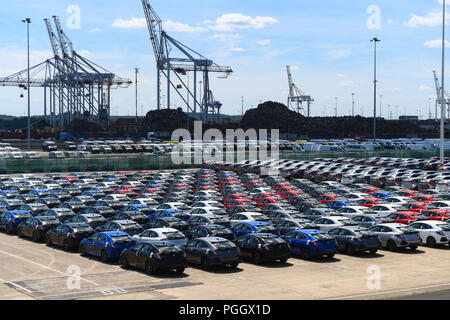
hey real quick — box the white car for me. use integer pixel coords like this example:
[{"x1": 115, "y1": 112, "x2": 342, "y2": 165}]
[
  {"x1": 313, "y1": 216, "x2": 357, "y2": 232},
  {"x1": 364, "y1": 204, "x2": 402, "y2": 217},
  {"x1": 229, "y1": 212, "x2": 271, "y2": 226},
  {"x1": 132, "y1": 228, "x2": 187, "y2": 247},
  {"x1": 189, "y1": 207, "x2": 228, "y2": 216},
  {"x1": 157, "y1": 202, "x2": 192, "y2": 211},
  {"x1": 383, "y1": 197, "x2": 410, "y2": 205},
  {"x1": 409, "y1": 221, "x2": 450, "y2": 247},
  {"x1": 336, "y1": 206, "x2": 368, "y2": 217},
  {"x1": 428, "y1": 201, "x2": 450, "y2": 209}
]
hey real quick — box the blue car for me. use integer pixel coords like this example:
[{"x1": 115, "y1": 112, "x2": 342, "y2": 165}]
[
  {"x1": 0, "y1": 210, "x2": 32, "y2": 234},
  {"x1": 32, "y1": 189, "x2": 51, "y2": 198},
  {"x1": 0, "y1": 190, "x2": 19, "y2": 199},
  {"x1": 82, "y1": 190, "x2": 106, "y2": 200},
  {"x1": 80, "y1": 231, "x2": 136, "y2": 262},
  {"x1": 151, "y1": 209, "x2": 191, "y2": 221},
  {"x1": 283, "y1": 229, "x2": 338, "y2": 259},
  {"x1": 327, "y1": 200, "x2": 349, "y2": 210},
  {"x1": 231, "y1": 222, "x2": 279, "y2": 238}
]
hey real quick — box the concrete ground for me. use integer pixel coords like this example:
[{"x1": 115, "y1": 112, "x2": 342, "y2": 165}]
[{"x1": 0, "y1": 232, "x2": 450, "y2": 300}]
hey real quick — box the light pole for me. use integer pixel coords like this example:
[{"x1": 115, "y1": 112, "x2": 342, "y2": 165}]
[
  {"x1": 388, "y1": 104, "x2": 391, "y2": 120},
  {"x1": 135, "y1": 67, "x2": 139, "y2": 136},
  {"x1": 371, "y1": 37, "x2": 381, "y2": 142},
  {"x1": 429, "y1": 98, "x2": 432, "y2": 120},
  {"x1": 440, "y1": 0, "x2": 446, "y2": 167},
  {"x1": 379, "y1": 94, "x2": 383, "y2": 118},
  {"x1": 335, "y1": 97, "x2": 338, "y2": 117},
  {"x1": 241, "y1": 96, "x2": 244, "y2": 116},
  {"x1": 22, "y1": 18, "x2": 31, "y2": 151},
  {"x1": 352, "y1": 93, "x2": 355, "y2": 117}
]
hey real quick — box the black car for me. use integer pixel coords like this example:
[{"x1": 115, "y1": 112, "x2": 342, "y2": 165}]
[
  {"x1": 95, "y1": 220, "x2": 145, "y2": 236},
  {"x1": 46, "y1": 223, "x2": 95, "y2": 250},
  {"x1": 41, "y1": 208, "x2": 76, "y2": 223},
  {"x1": 68, "y1": 214, "x2": 108, "y2": 229},
  {"x1": 18, "y1": 203, "x2": 49, "y2": 216},
  {"x1": 328, "y1": 226, "x2": 381, "y2": 255},
  {"x1": 273, "y1": 219, "x2": 317, "y2": 236},
  {"x1": 18, "y1": 216, "x2": 61, "y2": 242},
  {"x1": 120, "y1": 242, "x2": 186, "y2": 274},
  {"x1": 82, "y1": 206, "x2": 116, "y2": 219},
  {"x1": 146, "y1": 217, "x2": 190, "y2": 235},
  {"x1": 183, "y1": 237, "x2": 240, "y2": 269},
  {"x1": 189, "y1": 215, "x2": 231, "y2": 228},
  {"x1": 58, "y1": 201, "x2": 87, "y2": 213},
  {"x1": 235, "y1": 233, "x2": 291, "y2": 265},
  {"x1": 112, "y1": 212, "x2": 151, "y2": 229},
  {"x1": 188, "y1": 224, "x2": 236, "y2": 241},
  {"x1": 36, "y1": 196, "x2": 61, "y2": 208}
]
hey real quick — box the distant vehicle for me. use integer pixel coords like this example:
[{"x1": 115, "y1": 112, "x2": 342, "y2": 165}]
[
  {"x1": 80, "y1": 232, "x2": 136, "y2": 262},
  {"x1": 283, "y1": 229, "x2": 338, "y2": 259},
  {"x1": 64, "y1": 141, "x2": 77, "y2": 151},
  {"x1": 42, "y1": 141, "x2": 58, "y2": 152},
  {"x1": 183, "y1": 237, "x2": 240, "y2": 269},
  {"x1": 120, "y1": 242, "x2": 186, "y2": 274}
]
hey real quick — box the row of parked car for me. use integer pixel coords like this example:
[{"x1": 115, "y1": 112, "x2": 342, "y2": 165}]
[{"x1": 0, "y1": 160, "x2": 449, "y2": 276}]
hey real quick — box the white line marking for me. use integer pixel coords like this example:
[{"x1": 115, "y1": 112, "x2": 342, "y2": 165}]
[
  {"x1": 326, "y1": 282, "x2": 450, "y2": 300},
  {"x1": 0, "y1": 249, "x2": 98, "y2": 286},
  {"x1": 0, "y1": 277, "x2": 32, "y2": 293}
]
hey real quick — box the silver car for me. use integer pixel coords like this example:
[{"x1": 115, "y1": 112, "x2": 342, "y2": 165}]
[{"x1": 368, "y1": 223, "x2": 421, "y2": 251}]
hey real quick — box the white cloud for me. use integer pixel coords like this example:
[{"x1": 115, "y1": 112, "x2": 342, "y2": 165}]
[
  {"x1": 258, "y1": 39, "x2": 271, "y2": 46},
  {"x1": 419, "y1": 85, "x2": 433, "y2": 91},
  {"x1": 111, "y1": 17, "x2": 146, "y2": 29},
  {"x1": 210, "y1": 13, "x2": 278, "y2": 32},
  {"x1": 290, "y1": 66, "x2": 299, "y2": 71},
  {"x1": 112, "y1": 17, "x2": 206, "y2": 33},
  {"x1": 163, "y1": 20, "x2": 207, "y2": 33},
  {"x1": 230, "y1": 47, "x2": 246, "y2": 52},
  {"x1": 339, "y1": 80, "x2": 357, "y2": 88},
  {"x1": 211, "y1": 33, "x2": 243, "y2": 42},
  {"x1": 327, "y1": 48, "x2": 352, "y2": 60},
  {"x1": 89, "y1": 28, "x2": 102, "y2": 34},
  {"x1": 424, "y1": 39, "x2": 450, "y2": 48},
  {"x1": 406, "y1": 10, "x2": 449, "y2": 27}
]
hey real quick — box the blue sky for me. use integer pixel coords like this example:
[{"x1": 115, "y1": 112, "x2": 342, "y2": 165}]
[{"x1": 0, "y1": 0, "x2": 448, "y2": 118}]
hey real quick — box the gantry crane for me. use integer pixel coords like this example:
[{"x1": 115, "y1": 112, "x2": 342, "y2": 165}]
[
  {"x1": 286, "y1": 66, "x2": 313, "y2": 117},
  {"x1": 0, "y1": 16, "x2": 132, "y2": 130},
  {"x1": 141, "y1": 0, "x2": 232, "y2": 123},
  {"x1": 433, "y1": 70, "x2": 450, "y2": 120}
]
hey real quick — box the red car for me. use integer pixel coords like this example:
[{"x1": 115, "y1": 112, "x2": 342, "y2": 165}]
[
  {"x1": 64, "y1": 176, "x2": 78, "y2": 184},
  {"x1": 421, "y1": 209, "x2": 450, "y2": 222},
  {"x1": 386, "y1": 212, "x2": 423, "y2": 225},
  {"x1": 317, "y1": 194, "x2": 343, "y2": 204},
  {"x1": 360, "y1": 187, "x2": 381, "y2": 194},
  {"x1": 396, "y1": 190, "x2": 419, "y2": 198},
  {"x1": 256, "y1": 198, "x2": 284, "y2": 208},
  {"x1": 252, "y1": 192, "x2": 278, "y2": 201},
  {"x1": 355, "y1": 198, "x2": 379, "y2": 208},
  {"x1": 398, "y1": 202, "x2": 427, "y2": 213},
  {"x1": 224, "y1": 199, "x2": 254, "y2": 209}
]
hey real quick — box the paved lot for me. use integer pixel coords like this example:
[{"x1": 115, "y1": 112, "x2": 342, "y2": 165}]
[{"x1": 0, "y1": 232, "x2": 449, "y2": 300}]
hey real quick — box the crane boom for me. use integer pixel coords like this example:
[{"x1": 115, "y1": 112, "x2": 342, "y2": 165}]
[{"x1": 142, "y1": 0, "x2": 165, "y2": 67}]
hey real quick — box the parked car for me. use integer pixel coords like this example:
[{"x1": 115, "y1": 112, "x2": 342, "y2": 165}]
[
  {"x1": 327, "y1": 226, "x2": 381, "y2": 255},
  {"x1": 283, "y1": 229, "x2": 338, "y2": 259},
  {"x1": 80, "y1": 232, "x2": 136, "y2": 262},
  {"x1": 234, "y1": 233, "x2": 291, "y2": 265},
  {"x1": 46, "y1": 223, "x2": 95, "y2": 250},
  {"x1": 183, "y1": 237, "x2": 240, "y2": 269}
]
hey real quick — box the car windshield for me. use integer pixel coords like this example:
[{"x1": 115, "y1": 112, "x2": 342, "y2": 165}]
[
  {"x1": 87, "y1": 217, "x2": 105, "y2": 223},
  {"x1": 314, "y1": 233, "x2": 334, "y2": 241},
  {"x1": 437, "y1": 224, "x2": 450, "y2": 231},
  {"x1": 399, "y1": 226, "x2": 417, "y2": 233},
  {"x1": 110, "y1": 235, "x2": 134, "y2": 243},
  {"x1": 121, "y1": 223, "x2": 141, "y2": 230},
  {"x1": 162, "y1": 231, "x2": 185, "y2": 240},
  {"x1": 73, "y1": 226, "x2": 93, "y2": 233},
  {"x1": 258, "y1": 225, "x2": 276, "y2": 232},
  {"x1": 13, "y1": 213, "x2": 30, "y2": 218},
  {"x1": 212, "y1": 241, "x2": 235, "y2": 249},
  {"x1": 156, "y1": 245, "x2": 183, "y2": 254},
  {"x1": 259, "y1": 235, "x2": 284, "y2": 243},
  {"x1": 41, "y1": 219, "x2": 59, "y2": 225}
]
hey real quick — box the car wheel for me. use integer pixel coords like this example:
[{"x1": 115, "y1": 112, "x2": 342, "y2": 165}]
[
  {"x1": 175, "y1": 267, "x2": 185, "y2": 274},
  {"x1": 32, "y1": 231, "x2": 39, "y2": 242},
  {"x1": 279, "y1": 258, "x2": 288, "y2": 264},
  {"x1": 229, "y1": 262, "x2": 239, "y2": 269},
  {"x1": 426, "y1": 237, "x2": 437, "y2": 248},
  {"x1": 100, "y1": 250, "x2": 109, "y2": 263},
  {"x1": 345, "y1": 244, "x2": 355, "y2": 255},
  {"x1": 145, "y1": 261, "x2": 156, "y2": 275},
  {"x1": 79, "y1": 244, "x2": 87, "y2": 256},
  {"x1": 369, "y1": 249, "x2": 378, "y2": 255},
  {"x1": 326, "y1": 253, "x2": 335, "y2": 259},
  {"x1": 46, "y1": 236, "x2": 52, "y2": 246},
  {"x1": 5, "y1": 225, "x2": 11, "y2": 235},
  {"x1": 201, "y1": 257, "x2": 211, "y2": 270},
  {"x1": 386, "y1": 240, "x2": 397, "y2": 252},
  {"x1": 301, "y1": 249, "x2": 310, "y2": 260},
  {"x1": 119, "y1": 255, "x2": 129, "y2": 268},
  {"x1": 410, "y1": 245, "x2": 418, "y2": 251},
  {"x1": 252, "y1": 252, "x2": 263, "y2": 265}
]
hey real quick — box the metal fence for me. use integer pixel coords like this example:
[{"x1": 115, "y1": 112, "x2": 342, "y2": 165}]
[{"x1": 0, "y1": 150, "x2": 445, "y2": 174}]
